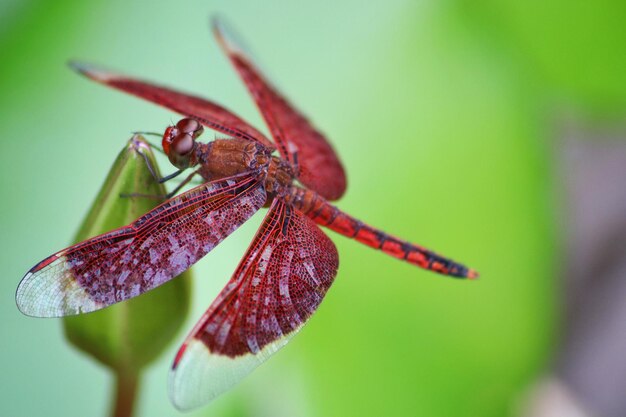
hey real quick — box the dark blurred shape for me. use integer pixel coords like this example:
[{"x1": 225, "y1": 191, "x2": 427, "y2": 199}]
[
  {"x1": 556, "y1": 126, "x2": 626, "y2": 417},
  {"x1": 524, "y1": 125, "x2": 626, "y2": 417}
]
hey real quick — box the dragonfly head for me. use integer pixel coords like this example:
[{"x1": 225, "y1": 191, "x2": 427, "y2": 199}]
[{"x1": 162, "y1": 118, "x2": 204, "y2": 169}]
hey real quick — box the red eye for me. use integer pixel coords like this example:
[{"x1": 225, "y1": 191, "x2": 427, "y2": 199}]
[
  {"x1": 172, "y1": 133, "x2": 194, "y2": 155},
  {"x1": 162, "y1": 125, "x2": 178, "y2": 154}
]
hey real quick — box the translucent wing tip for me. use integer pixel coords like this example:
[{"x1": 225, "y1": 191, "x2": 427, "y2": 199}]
[
  {"x1": 16, "y1": 256, "x2": 63, "y2": 317},
  {"x1": 68, "y1": 60, "x2": 119, "y2": 82},
  {"x1": 210, "y1": 15, "x2": 252, "y2": 59},
  {"x1": 168, "y1": 332, "x2": 297, "y2": 410},
  {"x1": 16, "y1": 254, "x2": 100, "y2": 318},
  {"x1": 209, "y1": 14, "x2": 223, "y2": 34},
  {"x1": 16, "y1": 271, "x2": 42, "y2": 317},
  {"x1": 168, "y1": 339, "x2": 242, "y2": 411},
  {"x1": 210, "y1": 15, "x2": 230, "y2": 45}
]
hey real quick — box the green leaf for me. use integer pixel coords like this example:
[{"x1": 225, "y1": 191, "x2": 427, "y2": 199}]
[{"x1": 63, "y1": 135, "x2": 191, "y2": 373}]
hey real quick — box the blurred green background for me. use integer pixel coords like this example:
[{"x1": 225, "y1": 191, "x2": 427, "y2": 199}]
[{"x1": 1, "y1": 0, "x2": 624, "y2": 416}]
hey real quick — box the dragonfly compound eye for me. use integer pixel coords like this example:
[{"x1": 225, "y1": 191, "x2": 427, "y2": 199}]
[
  {"x1": 176, "y1": 118, "x2": 204, "y2": 139},
  {"x1": 172, "y1": 133, "x2": 194, "y2": 155}
]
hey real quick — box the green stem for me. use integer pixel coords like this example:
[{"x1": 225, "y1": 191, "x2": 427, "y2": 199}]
[{"x1": 110, "y1": 370, "x2": 140, "y2": 417}]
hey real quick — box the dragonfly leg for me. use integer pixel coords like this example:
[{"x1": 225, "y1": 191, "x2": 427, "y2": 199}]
[
  {"x1": 120, "y1": 170, "x2": 200, "y2": 200},
  {"x1": 158, "y1": 169, "x2": 185, "y2": 184},
  {"x1": 136, "y1": 148, "x2": 184, "y2": 183},
  {"x1": 163, "y1": 171, "x2": 199, "y2": 198}
]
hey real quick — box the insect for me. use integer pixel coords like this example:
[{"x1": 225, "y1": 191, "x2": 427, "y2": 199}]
[{"x1": 16, "y1": 18, "x2": 478, "y2": 410}]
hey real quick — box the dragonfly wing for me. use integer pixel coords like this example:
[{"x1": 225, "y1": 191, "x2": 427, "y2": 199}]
[
  {"x1": 69, "y1": 61, "x2": 274, "y2": 148},
  {"x1": 16, "y1": 171, "x2": 267, "y2": 318},
  {"x1": 213, "y1": 18, "x2": 347, "y2": 200},
  {"x1": 169, "y1": 200, "x2": 339, "y2": 410}
]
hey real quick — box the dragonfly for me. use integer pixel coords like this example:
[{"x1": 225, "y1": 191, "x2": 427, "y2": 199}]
[{"x1": 16, "y1": 18, "x2": 478, "y2": 410}]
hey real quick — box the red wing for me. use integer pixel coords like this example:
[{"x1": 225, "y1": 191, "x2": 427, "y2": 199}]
[
  {"x1": 213, "y1": 18, "x2": 347, "y2": 201},
  {"x1": 169, "y1": 200, "x2": 338, "y2": 410},
  {"x1": 69, "y1": 61, "x2": 274, "y2": 148},
  {"x1": 16, "y1": 171, "x2": 267, "y2": 318}
]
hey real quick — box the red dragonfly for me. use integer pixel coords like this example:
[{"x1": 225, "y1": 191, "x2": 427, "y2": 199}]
[{"x1": 16, "y1": 18, "x2": 477, "y2": 410}]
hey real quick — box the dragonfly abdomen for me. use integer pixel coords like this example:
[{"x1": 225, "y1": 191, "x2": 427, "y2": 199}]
[{"x1": 287, "y1": 186, "x2": 477, "y2": 279}]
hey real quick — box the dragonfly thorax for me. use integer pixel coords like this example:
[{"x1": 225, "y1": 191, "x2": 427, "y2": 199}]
[
  {"x1": 193, "y1": 137, "x2": 271, "y2": 182},
  {"x1": 194, "y1": 137, "x2": 295, "y2": 200}
]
